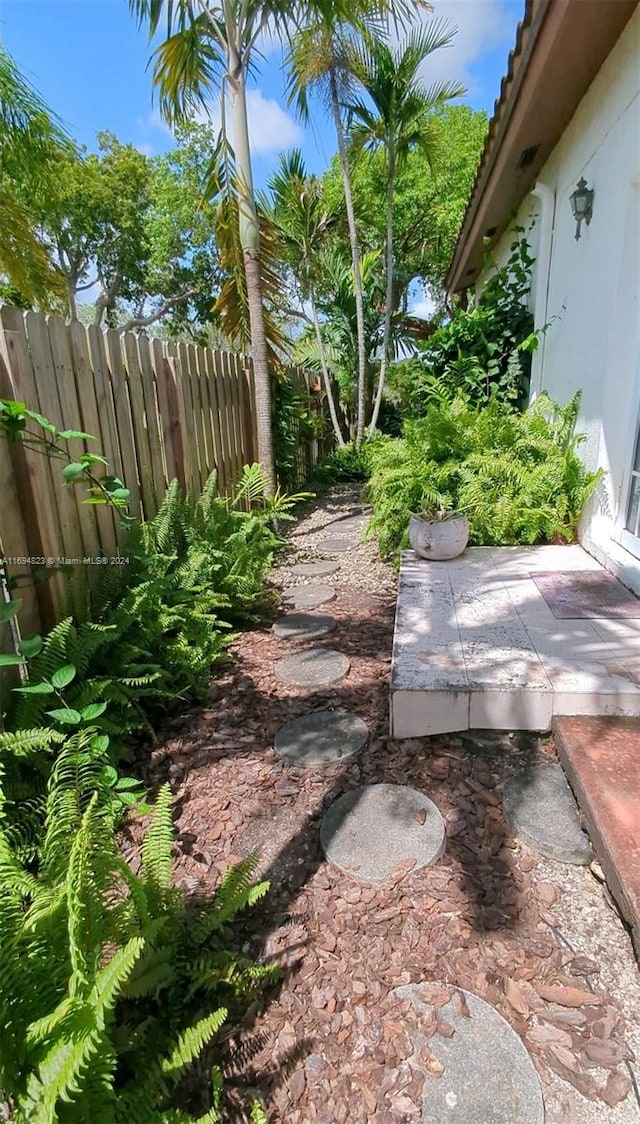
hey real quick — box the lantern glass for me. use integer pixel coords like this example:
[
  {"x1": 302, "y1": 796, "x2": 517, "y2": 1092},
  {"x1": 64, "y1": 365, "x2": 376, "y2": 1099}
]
[{"x1": 569, "y1": 178, "x2": 593, "y2": 240}]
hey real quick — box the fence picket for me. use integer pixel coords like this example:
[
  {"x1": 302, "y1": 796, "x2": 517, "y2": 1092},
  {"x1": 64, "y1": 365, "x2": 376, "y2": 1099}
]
[
  {"x1": 122, "y1": 332, "x2": 156, "y2": 519},
  {"x1": 68, "y1": 321, "x2": 119, "y2": 563},
  {"x1": 47, "y1": 316, "x2": 102, "y2": 586},
  {"x1": 136, "y1": 334, "x2": 166, "y2": 505},
  {"x1": 175, "y1": 341, "x2": 200, "y2": 495},
  {"x1": 211, "y1": 350, "x2": 233, "y2": 496},
  {"x1": 105, "y1": 329, "x2": 142, "y2": 519},
  {"x1": 0, "y1": 311, "x2": 326, "y2": 642},
  {"x1": 186, "y1": 343, "x2": 208, "y2": 490},
  {"x1": 0, "y1": 311, "x2": 62, "y2": 624}
]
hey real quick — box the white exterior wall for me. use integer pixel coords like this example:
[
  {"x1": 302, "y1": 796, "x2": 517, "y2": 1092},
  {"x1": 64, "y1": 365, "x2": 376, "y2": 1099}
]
[{"x1": 482, "y1": 7, "x2": 640, "y2": 591}]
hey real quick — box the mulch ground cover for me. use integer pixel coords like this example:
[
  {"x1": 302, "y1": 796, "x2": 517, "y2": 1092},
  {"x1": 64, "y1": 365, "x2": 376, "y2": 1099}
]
[{"x1": 122, "y1": 486, "x2": 640, "y2": 1123}]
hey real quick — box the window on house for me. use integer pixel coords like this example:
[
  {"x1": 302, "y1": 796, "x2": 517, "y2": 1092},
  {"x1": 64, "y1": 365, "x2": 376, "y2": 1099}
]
[{"x1": 625, "y1": 428, "x2": 640, "y2": 538}]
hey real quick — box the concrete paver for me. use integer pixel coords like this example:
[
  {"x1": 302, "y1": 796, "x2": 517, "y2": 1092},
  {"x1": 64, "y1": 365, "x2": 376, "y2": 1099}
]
[
  {"x1": 274, "y1": 708, "x2": 368, "y2": 766},
  {"x1": 320, "y1": 783, "x2": 446, "y2": 883},
  {"x1": 503, "y1": 762, "x2": 591, "y2": 864},
  {"x1": 394, "y1": 984, "x2": 545, "y2": 1124}
]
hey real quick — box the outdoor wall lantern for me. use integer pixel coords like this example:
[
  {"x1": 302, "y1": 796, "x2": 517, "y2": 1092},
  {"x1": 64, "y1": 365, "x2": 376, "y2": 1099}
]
[{"x1": 569, "y1": 177, "x2": 594, "y2": 240}]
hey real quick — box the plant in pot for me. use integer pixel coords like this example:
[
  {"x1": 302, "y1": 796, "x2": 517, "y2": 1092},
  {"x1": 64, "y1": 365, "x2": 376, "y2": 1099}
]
[{"x1": 408, "y1": 488, "x2": 469, "y2": 561}]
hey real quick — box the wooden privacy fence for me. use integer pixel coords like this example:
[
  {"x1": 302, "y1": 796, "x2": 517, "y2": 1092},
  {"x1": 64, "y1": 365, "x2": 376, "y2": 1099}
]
[{"x1": 0, "y1": 307, "x2": 328, "y2": 637}]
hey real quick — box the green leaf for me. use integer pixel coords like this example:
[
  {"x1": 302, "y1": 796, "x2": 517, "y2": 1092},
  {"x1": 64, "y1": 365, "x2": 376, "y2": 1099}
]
[
  {"x1": 52, "y1": 664, "x2": 76, "y2": 689},
  {"x1": 103, "y1": 765, "x2": 118, "y2": 784},
  {"x1": 58, "y1": 429, "x2": 94, "y2": 441},
  {"x1": 115, "y1": 777, "x2": 144, "y2": 791},
  {"x1": 80, "y1": 453, "x2": 108, "y2": 466},
  {"x1": 62, "y1": 462, "x2": 85, "y2": 481},
  {"x1": 0, "y1": 652, "x2": 25, "y2": 666},
  {"x1": 80, "y1": 701, "x2": 107, "y2": 720},
  {"x1": 91, "y1": 734, "x2": 110, "y2": 754},
  {"x1": 102, "y1": 475, "x2": 125, "y2": 492},
  {"x1": 15, "y1": 680, "x2": 55, "y2": 695},
  {"x1": 18, "y1": 634, "x2": 43, "y2": 658},
  {"x1": 46, "y1": 707, "x2": 82, "y2": 725},
  {"x1": 24, "y1": 408, "x2": 57, "y2": 433},
  {"x1": 0, "y1": 598, "x2": 22, "y2": 623}
]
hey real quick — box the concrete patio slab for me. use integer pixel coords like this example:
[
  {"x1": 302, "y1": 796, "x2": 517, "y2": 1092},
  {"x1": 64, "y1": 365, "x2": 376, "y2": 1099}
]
[{"x1": 391, "y1": 547, "x2": 640, "y2": 737}]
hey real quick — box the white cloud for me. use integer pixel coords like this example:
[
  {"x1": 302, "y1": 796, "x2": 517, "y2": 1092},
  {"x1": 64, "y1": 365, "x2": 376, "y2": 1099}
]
[
  {"x1": 196, "y1": 87, "x2": 303, "y2": 155},
  {"x1": 409, "y1": 294, "x2": 438, "y2": 320},
  {"x1": 136, "y1": 142, "x2": 155, "y2": 157},
  {"x1": 137, "y1": 108, "x2": 174, "y2": 137},
  {"x1": 396, "y1": 0, "x2": 515, "y2": 97}
]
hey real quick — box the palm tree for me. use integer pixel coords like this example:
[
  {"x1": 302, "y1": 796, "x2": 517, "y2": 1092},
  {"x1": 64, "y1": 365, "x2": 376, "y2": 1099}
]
[
  {"x1": 347, "y1": 24, "x2": 464, "y2": 433},
  {"x1": 129, "y1": 1, "x2": 360, "y2": 491},
  {"x1": 269, "y1": 150, "x2": 345, "y2": 445},
  {"x1": 130, "y1": 0, "x2": 296, "y2": 490},
  {"x1": 294, "y1": 244, "x2": 383, "y2": 425},
  {"x1": 0, "y1": 46, "x2": 69, "y2": 310},
  {"x1": 286, "y1": 20, "x2": 371, "y2": 448},
  {"x1": 286, "y1": 1, "x2": 428, "y2": 448}
]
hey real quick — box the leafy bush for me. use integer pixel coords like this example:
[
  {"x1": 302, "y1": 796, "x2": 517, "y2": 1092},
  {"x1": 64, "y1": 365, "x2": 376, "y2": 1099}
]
[
  {"x1": 312, "y1": 441, "x2": 373, "y2": 486},
  {"x1": 272, "y1": 376, "x2": 327, "y2": 490},
  {"x1": 1, "y1": 465, "x2": 301, "y2": 860},
  {"x1": 0, "y1": 415, "x2": 289, "y2": 1122},
  {"x1": 365, "y1": 393, "x2": 602, "y2": 556},
  {"x1": 0, "y1": 761, "x2": 276, "y2": 1122},
  {"x1": 391, "y1": 235, "x2": 539, "y2": 417}
]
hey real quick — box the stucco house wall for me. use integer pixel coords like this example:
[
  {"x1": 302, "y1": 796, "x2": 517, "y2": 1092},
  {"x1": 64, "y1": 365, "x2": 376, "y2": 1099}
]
[{"x1": 478, "y1": 5, "x2": 640, "y2": 590}]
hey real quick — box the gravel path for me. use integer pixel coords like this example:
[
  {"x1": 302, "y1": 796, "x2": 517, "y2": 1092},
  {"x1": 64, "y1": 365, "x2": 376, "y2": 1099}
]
[{"x1": 131, "y1": 485, "x2": 640, "y2": 1123}]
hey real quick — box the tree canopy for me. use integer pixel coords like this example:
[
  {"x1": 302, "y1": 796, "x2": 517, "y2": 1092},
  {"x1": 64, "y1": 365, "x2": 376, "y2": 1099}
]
[{"x1": 321, "y1": 103, "x2": 488, "y2": 308}]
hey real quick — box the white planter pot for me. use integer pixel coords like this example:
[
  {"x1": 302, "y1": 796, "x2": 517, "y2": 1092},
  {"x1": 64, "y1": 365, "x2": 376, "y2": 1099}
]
[{"x1": 408, "y1": 513, "x2": 469, "y2": 561}]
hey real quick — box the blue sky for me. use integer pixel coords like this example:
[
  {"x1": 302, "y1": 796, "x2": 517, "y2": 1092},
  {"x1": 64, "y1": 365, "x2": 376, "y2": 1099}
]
[{"x1": 2, "y1": 0, "x2": 524, "y2": 187}]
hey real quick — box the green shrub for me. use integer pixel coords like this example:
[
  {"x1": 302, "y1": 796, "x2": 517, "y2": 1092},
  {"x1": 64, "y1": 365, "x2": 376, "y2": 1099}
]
[
  {"x1": 365, "y1": 393, "x2": 602, "y2": 556},
  {"x1": 0, "y1": 764, "x2": 276, "y2": 1122},
  {"x1": 0, "y1": 416, "x2": 287, "y2": 1121},
  {"x1": 391, "y1": 235, "x2": 539, "y2": 417},
  {"x1": 313, "y1": 441, "x2": 373, "y2": 486},
  {"x1": 272, "y1": 376, "x2": 327, "y2": 490},
  {"x1": 1, "y1": 466, "x2": 300, "y2": 859}
]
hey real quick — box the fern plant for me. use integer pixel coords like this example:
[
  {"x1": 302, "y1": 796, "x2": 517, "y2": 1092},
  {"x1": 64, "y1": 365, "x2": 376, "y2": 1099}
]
[
  {"x1": 365, "y1": 392, "x2": 602, "y2": 555},
  {"x1": 0, "y1": 770, "x2": 277, "y2": 1123}
]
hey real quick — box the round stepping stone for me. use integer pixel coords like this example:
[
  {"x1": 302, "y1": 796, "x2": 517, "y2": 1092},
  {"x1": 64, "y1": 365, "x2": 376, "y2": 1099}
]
[
  {"x1": 274, "y1": 647, "x2": 349, "y2": 687},
  {"x1": 290, "y1": 561, "x2": 339, "y2": 578},
  {"x1": 504, "y1": 763, "x2": 591, "y2": 864},
  {"x1": 331, "y1": 517, "x2": 367, "y2": 535},
  {"x1": 272, "y1": 612, "x2": 336, "y2": 641},
  {"x1": 274, "y1": 708, "x2": 368, "y2": 766},
  {"x1": 320, "y1": 783, "x2": 445, "y2": 883},
  {"x1": 281, "y1": 584, "x2": 335, "y2": 610},
  {"x1": 393, "y1": 984, "x2": 544, "y2": 1124},
  {"x1": 320, "y1": 536, "x2": 355, "y2": 553}
]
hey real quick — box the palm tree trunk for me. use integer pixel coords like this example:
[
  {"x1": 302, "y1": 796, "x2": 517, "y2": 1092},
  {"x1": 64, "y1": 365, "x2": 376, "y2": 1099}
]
[
  {"x1": 309, "y1": 284, "x2": 345, "y2": 446},
  {"x1": 228, "y1": 61, "x2": 276, "y2": 494},
  {"x1": 329, "y1": 69, "x2": 366, "y2": 449},
  {"x1": 369, "y1": 145, "x2": 395, "y2": 434}
]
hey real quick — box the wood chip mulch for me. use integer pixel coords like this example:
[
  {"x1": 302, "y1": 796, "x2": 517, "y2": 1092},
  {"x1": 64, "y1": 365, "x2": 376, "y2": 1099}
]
[{"x1": 122, "y1": 486, "x2": 640, "y2": 1124}]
